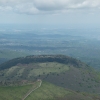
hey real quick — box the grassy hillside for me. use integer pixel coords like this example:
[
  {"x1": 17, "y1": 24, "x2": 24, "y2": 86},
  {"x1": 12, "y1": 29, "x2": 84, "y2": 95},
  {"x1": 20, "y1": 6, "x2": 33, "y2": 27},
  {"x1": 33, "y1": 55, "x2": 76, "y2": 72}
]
[
  {"x1": 0, "y1": 81, "x2": 100, "y2": 100},
  {"x1": 0, "y1": 81, "x2": 40, "y2": 100},
  {"x1": 0, "y1": 80, "x2": 70, "y2": 100},
  {"x1": 26, "y1": 81, "x2": 100, "y2": 100},
  {"x1": 26, "y1": 81, "x2": 70, "y2": 100},
  {"x1": 0, "y1": 62, "x2": 69, "y2": 81},
  {"x1": 0, "y1": 55, "x2": 100, "y2": 93}
]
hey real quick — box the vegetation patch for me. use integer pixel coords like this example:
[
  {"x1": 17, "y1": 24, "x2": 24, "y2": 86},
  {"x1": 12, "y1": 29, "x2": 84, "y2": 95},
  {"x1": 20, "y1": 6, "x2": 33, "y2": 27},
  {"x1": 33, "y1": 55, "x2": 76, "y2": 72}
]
[{"x1": 28, "y1": 62, "x2": 69, "y2": 76}]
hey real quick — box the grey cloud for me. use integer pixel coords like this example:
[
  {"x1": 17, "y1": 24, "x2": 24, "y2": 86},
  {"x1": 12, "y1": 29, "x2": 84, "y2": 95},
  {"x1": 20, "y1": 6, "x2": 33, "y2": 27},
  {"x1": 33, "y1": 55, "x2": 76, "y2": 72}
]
[
  {"x1": 34, "y1": 0, "x2": 68, "y2": 11},
  {"x1": 0, "y1": 0, "x2": 100, "y2": 14}
]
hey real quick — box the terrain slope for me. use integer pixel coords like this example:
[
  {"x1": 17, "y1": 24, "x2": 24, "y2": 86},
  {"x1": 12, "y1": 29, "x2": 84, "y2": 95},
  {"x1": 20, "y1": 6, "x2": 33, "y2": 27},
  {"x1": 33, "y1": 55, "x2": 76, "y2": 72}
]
[
  {"x1": 0, "y1": 55, "x2": 100, "y2": 93},
  {"x1": 0, "y1": 80, "x2": 100, "y2": 100}
]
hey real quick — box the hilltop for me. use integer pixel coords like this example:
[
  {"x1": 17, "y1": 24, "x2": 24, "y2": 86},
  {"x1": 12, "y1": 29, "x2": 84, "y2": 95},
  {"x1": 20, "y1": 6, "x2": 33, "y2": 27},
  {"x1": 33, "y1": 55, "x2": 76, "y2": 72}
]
[{"x1": 0, "y1": 55, "x2": 87, "y2": 70}]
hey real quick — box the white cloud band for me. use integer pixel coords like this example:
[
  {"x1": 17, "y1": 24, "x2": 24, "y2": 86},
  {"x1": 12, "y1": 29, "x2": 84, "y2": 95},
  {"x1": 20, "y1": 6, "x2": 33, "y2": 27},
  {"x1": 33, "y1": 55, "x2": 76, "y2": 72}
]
[{"x1": 0, "y1": 0, "x2": 100, "y2": 14}]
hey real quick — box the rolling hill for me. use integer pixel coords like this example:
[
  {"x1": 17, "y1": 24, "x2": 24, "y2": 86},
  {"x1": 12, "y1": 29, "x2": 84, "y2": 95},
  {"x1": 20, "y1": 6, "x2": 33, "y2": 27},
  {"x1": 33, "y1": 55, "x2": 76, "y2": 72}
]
[{"x1": 0, "y1": 55, "x2": 100, "y2": 95}]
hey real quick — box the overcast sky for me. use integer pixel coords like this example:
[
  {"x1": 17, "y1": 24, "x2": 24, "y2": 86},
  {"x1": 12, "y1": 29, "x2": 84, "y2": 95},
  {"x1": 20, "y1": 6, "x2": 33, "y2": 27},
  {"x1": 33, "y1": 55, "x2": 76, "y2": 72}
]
[{"x1": 0, "y1": 0, "x2": 100, "y2": 29}]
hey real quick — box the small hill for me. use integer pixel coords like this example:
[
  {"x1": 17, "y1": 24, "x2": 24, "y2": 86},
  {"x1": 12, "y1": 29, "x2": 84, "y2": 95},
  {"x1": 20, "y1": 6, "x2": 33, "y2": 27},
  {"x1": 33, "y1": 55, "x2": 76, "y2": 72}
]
[{"x1": 0, "y1": 55, "x2": 100, "y2": 93}]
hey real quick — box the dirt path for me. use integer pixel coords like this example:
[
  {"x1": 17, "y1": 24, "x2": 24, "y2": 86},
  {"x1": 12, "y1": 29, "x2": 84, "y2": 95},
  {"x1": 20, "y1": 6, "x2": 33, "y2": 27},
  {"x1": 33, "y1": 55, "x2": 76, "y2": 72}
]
[{"x1": 22, "y1": 80, "x2": 42, "y2": 100}]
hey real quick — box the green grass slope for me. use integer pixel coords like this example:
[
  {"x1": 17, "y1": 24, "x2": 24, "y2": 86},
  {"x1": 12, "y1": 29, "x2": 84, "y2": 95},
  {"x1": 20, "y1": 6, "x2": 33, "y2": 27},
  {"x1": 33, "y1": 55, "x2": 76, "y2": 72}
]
[
  {"x1": 26, "y1": 81, "x2": 70, "y2": 100},
  {"x1": 0, "y1": 62, "x2": 69, "y2": 82},
  {"x1": 0, "y1": 84, "x2": 32, "y2": 100},
  {"x1": 0, "y1": 81, "x2": 99, "y2": 100},
  {"x1": 0, "y1": 80, "x2": 71, "y2": 100},
  {"x1": 26, "y1": 82, "x2": 100, "y2": 100},
  {"x1": 0, "y1": 81, "x2": 40, "y2": 100},
  {"x1": 26, "y1": 81, "x2": 100, "y2": 100},
  {"x1": 0, "y1": 55, "x2": 100, "y2": 93}
]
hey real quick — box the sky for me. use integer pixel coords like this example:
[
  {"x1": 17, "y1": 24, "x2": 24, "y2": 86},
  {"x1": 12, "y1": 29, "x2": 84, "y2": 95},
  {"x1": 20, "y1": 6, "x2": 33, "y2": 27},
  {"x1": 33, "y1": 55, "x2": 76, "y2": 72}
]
[{"x1": 0, "y1": 0, "x2": 100, "y2": 29}]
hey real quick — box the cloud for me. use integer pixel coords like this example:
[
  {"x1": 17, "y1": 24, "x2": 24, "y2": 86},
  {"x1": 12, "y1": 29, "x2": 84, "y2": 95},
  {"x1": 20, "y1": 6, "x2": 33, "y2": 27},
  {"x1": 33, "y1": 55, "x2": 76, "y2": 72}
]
[
  {"x1": 0, "y1": 6, "x2": 12, "y2": 11},
  {"x1": 15, "y1": 3, "x2": 39, "y2": 14},
  {"x1": 0, "y1": 0, "x2": 100, "y2": 14}
]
